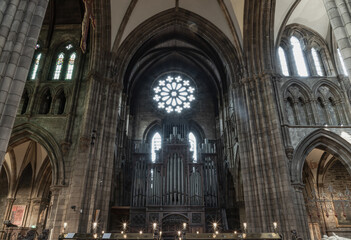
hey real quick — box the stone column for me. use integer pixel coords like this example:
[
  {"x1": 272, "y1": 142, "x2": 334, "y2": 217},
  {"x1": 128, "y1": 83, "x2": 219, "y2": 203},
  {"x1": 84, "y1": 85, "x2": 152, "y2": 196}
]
[
  {"x1": 46, "y1": 186, "x2": 64, "y2": 240},
  {"x1": 0, "y1": 0, "x2": 49, "y2": 166},
  {"x1": 291, "y1": 183, "x2": 310, "y2": 240},
  {"x1": 323, "y1": 0, "x2": 351, "y2": 79}
]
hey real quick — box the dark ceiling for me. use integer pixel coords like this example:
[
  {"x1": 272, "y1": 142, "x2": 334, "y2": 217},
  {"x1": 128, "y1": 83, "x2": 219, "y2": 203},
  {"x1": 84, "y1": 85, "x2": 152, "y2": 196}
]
[{"x1": 43, "y1": 0, "x2": 84, "y2": 25}]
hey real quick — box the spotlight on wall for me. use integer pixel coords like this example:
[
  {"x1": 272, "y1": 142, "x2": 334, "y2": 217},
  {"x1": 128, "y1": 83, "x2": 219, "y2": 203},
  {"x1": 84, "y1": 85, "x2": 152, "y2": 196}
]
[{"x1": 71, "y1": 206, "x2": 76, "y2": 211}]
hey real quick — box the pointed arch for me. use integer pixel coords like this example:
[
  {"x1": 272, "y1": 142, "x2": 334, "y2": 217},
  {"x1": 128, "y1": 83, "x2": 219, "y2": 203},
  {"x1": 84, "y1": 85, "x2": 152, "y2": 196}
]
[
  {"x1": 9, "y1": 123, "x2": 65, "y2": 186},
  {"x1": 291, "y1": 129, "x2": 351, "y2": 184},
  {"x1": 151, "y1": 132, "x2": 162, "y2": 163}
]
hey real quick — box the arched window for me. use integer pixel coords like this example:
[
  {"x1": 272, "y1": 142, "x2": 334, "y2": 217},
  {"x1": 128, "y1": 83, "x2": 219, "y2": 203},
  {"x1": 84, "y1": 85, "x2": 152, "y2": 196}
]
[
  {"x1": 53, "y1": 53, "x2": 65, "y2": 80},
  {"x1": 151, "y1": 132, "x2": 162, "y2": 163},
  {"x1": 29, "y1": 44, "x2": 42, "y2": 80},
  {"x1": 290, "y1": 36, "x2": 309, "y2": 77},
  {"x1": 52, "y1": 43, "x2": 77, "y2": 80},
  {"x1": 278, "y1": 47, "x2": 290, "y2": 76},
  {"x1": 65, "y1": 53, "x2": 76, "y2": 79},
  {"x1": 311, "y1": 48, "x2": 324, "y2": 76},
  {"x1": 337, "y1": 48, "x2": 348, "y2": 76},
  {"x1": 189, "y1": 132, "x2": 197, "y2": 163}
]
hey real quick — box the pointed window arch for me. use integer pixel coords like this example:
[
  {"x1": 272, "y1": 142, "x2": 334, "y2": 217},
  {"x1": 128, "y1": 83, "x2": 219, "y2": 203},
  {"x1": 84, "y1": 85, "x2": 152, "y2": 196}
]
[
  {"x1": 278, "y1": 47, "x2": 290, "y2": 76},
  {"x1": 29, "y1": 44, "x2": 42, "y2": 80},
  {"x1": 311, "y1": 48, "x2": 324, "y2": 76},
  {"x1": 189, "y1": 132, "x2": 197, "y2": 163},
  {"x1": 65, "y1": 53, "x2": 76, "y2": 80},
  {"x1": 290, "y1": 36, "x2": 309, "y2": 77},
  {"x1": 52, "y1": 43, "x2": 77, "y2": 80},
  {"x1": 151, "y1": 132, "x2": 162, "y2": 163},
  {"x1": 31, "y1": 53, "x2": 42, "y2": 80},
  {"x1": 53, "y1": 53, "x2": 65, "y2": 80}
]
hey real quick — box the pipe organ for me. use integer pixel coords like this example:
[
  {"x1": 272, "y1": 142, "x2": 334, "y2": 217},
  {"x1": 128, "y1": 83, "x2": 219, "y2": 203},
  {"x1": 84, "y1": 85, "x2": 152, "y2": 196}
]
[{"x1": 130, "y1": 120, "x2": 220, "y2": 234}]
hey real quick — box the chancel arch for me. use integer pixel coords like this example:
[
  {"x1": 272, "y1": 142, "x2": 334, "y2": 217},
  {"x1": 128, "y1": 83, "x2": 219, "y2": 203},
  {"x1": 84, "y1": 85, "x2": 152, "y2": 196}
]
[
  {"x1": 108, "y1": 6, "x2": 244, "y2": 235},
  {"x1": 0, "y1": 138, "x2": 54, "y2": 231}
]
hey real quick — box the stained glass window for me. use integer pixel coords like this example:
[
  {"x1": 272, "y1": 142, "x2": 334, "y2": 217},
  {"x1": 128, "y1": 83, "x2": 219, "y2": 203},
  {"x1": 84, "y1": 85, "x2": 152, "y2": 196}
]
[
  {"x1": 153, "y1": 75, "x2": 196, "y2": 113},
  {"x1": 151, "y1": 132, "x2": 162, "y2": 163},
  {"x1": 337, "y1": 48, "x2": 348, "y2": 76},
  {"x1": 278, "y1": 47, "x2": 289, "y2": 76},
  {"x1": 65, "y1": 53, "x2": 76, "y2": 79},
  {"x1": 31, "y1": 53, "x2": 41, "y2": 80},
  {"x1": 311, "y1": 48, "x2": 324, "y2": 76},
  {"x1": 290, "y1": 36, "x2": 309, "y2": 77},
  {"x1": 189, "y1": 132, "x2": 197, "y2": 163},
  {"x1": 53, "y1": 53, "x2": 64, "y2": 80}
]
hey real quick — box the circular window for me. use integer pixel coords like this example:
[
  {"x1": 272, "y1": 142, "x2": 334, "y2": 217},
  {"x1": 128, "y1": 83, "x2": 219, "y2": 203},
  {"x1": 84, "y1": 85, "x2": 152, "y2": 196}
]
[{"x1": 152, "y1": 74, "x2": 196, "y2": 113}]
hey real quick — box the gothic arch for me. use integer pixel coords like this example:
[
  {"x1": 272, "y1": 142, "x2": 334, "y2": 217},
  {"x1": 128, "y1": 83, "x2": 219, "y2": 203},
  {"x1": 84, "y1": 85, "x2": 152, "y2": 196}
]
[
  {"x1": 143, "y1": 121, "x2": 162, "y2": 142},
  {"x1": 282, "y1": 80, "x2": 312, "y2": 101},
  {"x1": 113, "y1": 8, "x2": 243, "y2": 98},
  {"x1": 8, "y1": 123, "x2": 65, "y2": 186},
  {"x1": 291, "y1": 129, "x2": 351, "y2": 184},
  {"x1": 312, "y1": 80, "x2": 343, "y2": 98}
]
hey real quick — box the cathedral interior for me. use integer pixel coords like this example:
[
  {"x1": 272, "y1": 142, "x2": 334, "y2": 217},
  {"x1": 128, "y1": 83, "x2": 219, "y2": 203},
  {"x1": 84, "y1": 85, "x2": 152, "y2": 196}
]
[{"x1": 1, "y1": 1, "x2": 351, "y2": 240}]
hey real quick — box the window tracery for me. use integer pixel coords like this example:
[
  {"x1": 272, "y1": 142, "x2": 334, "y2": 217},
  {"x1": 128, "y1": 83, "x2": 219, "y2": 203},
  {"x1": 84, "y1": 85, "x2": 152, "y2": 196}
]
[
  {"x1": 290, "y1": 36, "x2": 309, "y2": 77},
  {"x1": 311, "y1": 48, "x2": 324, "y2": 76},
  {"x1": 278, "y1": 26, "x2": 334, "y2": 77},
  {"x1": 278, "y1": 47, "x2": 290, "y2": 76},
  {"x1": 52, "y1": 43, "x2": 77, "y2": 80},
  {"x1": 153, "y1": 75, "x2": 196, "y2": 114}
]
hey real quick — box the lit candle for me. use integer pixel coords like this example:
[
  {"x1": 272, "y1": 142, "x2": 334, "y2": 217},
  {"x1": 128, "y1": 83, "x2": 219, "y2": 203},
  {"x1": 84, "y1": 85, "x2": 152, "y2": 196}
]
[{"x1": 213, "y1": 223, "x2": 217, "y2": 229}]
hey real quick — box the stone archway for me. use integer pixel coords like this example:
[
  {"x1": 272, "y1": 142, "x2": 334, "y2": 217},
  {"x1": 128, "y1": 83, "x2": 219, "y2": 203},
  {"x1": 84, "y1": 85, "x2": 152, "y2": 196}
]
[
  {"x1": 291, "y1": 130, "x2": 351, "y2": 239},
  {"x1": 1, "y1": 139, "x2": 53, "y2": 234}
]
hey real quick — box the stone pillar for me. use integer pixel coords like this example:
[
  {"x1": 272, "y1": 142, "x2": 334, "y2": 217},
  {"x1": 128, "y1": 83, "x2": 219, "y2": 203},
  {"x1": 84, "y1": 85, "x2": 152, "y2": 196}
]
[
  {"x1": 46, "y1": 186, "x2": 64, "y2": 240},
  {"x1": 27, "y1": 198, "x2": 42, "y2": 228},
  {"x1": 3, "y1": 197, "x2": 15, "y2": 222},
  {"x1": 323, "y1": 0, "x2": 351, "y2": 79},
  {"x1": 0, "y1": 0, "x2": 49, "y2": 166},
  {"x1": 291, "y1": 183, "x2": 310, "y2": 240}
]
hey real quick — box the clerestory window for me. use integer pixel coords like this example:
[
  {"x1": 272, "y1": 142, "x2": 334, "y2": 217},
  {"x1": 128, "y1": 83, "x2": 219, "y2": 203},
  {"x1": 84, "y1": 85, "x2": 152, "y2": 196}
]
[
  {"x1": 290, "y1": 36, "x2": 309, "y2": 77},
  {"x1": 52, "y1": 43, "x2": 77, "y2": 80},
  {"x1": 29, "y1": 44, "x2": 42, "y2": 80},
  {"x1": 311, "y1": 48, "x2": 324, "y2": 76},
  {"x1": 278, "y1": 47, "x2": 290, "y2": 76}
]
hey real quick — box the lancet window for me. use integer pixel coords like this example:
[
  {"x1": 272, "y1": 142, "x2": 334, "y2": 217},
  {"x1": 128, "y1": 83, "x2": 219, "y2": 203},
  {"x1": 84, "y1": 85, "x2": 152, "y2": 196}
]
[{"x1": 52, "y1": 43, "x2": 77, "y2": 80}]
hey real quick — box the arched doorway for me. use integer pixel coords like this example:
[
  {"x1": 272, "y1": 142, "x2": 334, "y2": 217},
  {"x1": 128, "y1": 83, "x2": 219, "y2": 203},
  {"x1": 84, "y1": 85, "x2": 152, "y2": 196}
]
[
  {"x1": 0, "y1": 139, "x2": 53, "y2": 233},
  {"x1": 302, "y1": 148, "x2": 351, "y2": 240}
]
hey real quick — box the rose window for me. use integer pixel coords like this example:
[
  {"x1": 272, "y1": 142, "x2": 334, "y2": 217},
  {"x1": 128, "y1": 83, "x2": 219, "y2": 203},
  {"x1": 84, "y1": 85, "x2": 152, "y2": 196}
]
[{"x1": 153, "y1": 75, "x2": 196, "y2": 113}]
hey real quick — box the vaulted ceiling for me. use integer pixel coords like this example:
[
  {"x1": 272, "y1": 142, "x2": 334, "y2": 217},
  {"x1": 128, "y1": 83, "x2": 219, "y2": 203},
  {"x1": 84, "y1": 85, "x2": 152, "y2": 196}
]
[{"x1": 110, "y1": 0, "x2": 330, "y2": 51}]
